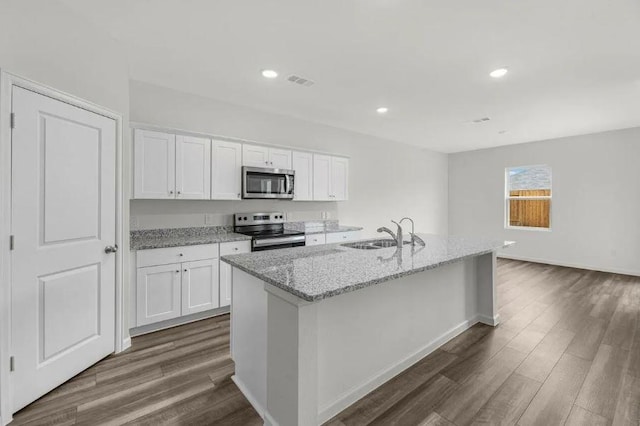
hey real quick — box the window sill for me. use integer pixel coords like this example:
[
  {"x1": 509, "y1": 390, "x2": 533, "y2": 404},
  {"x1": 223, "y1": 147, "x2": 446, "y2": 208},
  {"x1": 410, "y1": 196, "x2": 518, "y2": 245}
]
[{"x1": 505, "y1": 226, "x2": 552, "y2": 232}]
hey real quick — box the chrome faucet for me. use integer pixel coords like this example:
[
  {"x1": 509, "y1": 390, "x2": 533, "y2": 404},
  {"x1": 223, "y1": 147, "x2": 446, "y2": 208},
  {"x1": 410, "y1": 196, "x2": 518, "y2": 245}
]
[
  {"x1": 399, "y1": 217, "x2": 426, "y2": 247},
  {"x1": 377, "y1": 220, "x2": 403, "y2": 248}
]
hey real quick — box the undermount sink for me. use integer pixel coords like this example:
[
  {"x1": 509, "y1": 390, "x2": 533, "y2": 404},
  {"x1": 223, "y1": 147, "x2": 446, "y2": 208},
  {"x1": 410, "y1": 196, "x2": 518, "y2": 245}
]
[{"x1": 342, "y1": 239, "x2": 411, "y2": 250}]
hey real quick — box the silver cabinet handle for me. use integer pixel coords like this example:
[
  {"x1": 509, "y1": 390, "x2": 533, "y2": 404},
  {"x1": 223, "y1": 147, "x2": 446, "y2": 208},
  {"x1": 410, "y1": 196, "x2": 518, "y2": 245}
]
[
  {"x1": 179, "y1": 253, "x2": 183, "y2": 257},
  {"x1": 184, "y1": 269, "x2": 187, "y2": 272},
  {"x1": 169, "y1": 190, "x2": 174, "y2": 194},
  {"x1": 104, "y1": 245, "x2": 118, "y2": 254},
  {"x1": 234, "y1": 247, "x2": 238, "y2": 251},
  {"x1": 237, "y1": 193, "x2": 241, "y2": 198},
  {"x1": 175, "y1": 270, "x2": 180, "y2": 273},
  {"x1": 177, "y1": 191, "x2": 181, "y2": 195}
]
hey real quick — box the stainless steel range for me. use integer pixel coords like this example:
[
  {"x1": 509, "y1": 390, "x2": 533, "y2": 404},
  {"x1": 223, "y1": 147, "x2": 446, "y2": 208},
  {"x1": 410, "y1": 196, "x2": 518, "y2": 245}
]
[{"x1": 234, "y1": 212, "x2": 305, "y2": 251}]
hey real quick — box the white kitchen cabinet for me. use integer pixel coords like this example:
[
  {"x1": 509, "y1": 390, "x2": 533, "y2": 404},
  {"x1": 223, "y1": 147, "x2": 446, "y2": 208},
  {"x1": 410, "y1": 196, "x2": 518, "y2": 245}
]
[
  {"x1": 175, "y1": 135, "x2": 211, "y2": 199},
  {"x1": 181, "y1": 258, "x2": 219, "y2": 315},
  {"x1": 212, "y1": 140, "x2": 242, "y2": 200},
  {"x1": 219, "y1": 240, "x2": 252, "y2": 307},
  {"x1": 313, "y1": 154, "x2": 332, "y2": 201},
  {"x1": 313, "y1": 154, "x2": 349, "y2": 201},
  {"x1": 136, "y1": 263, "x2": 182, "y2": 326},
  {"x1": 331, "y1": 157, "x2": 349, "y2": 201},
  {"x1": 293, "y1": 151, "x2": 313, "y2": 201},
  {"x1": 305, "y1": 234, "x2": 326, "y2": 246},
  {"x1": 270, "y1": 148, "x2": 293, "y2": 169},
  {"x1": 326, "y1": 231, "x2": 362, "y2": 244},
  {"x1": 134, "y1": 129, "x2": 176, "y2": 199},
  {"x1": 243, "y1": 144, "x2": 292, "y2": 169}
]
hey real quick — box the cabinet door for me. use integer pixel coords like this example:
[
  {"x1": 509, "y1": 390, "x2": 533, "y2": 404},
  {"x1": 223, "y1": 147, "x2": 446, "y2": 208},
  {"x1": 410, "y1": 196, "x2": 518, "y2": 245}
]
[
  {"x1": 134, "y1": 129, "x2": 176, "y2": 199},
  {"x1": 181, "y1": 259, "x2": 219, "y2": 315},
  {"x1": 219, "y1": 241, "x2": 251, "y2": 307},
  {"x1": 326, "y1": 231, "x2": 361, "y2": 244},
  {"x1": 242, "y1": 144, "x2": 270, "y2": 167},
  {"x1": 292, "y1": 151, "x2": 313, "y2": 201},
  {"x1": 136, "y1": 264, "x2": 181, "y2": 326},
  {"x1": 175, "y1": 135, "x2": 211, "y2": 199},
  {"x1": 269, "y1": 148, "x2": 292, "y2": 169},
  {"x1": 313, "y1": 154, "x2": 331, "y2": 201},
  {"x1": 211, "y1": 140, "x2": 242, "y2": 200},
  {"x1": 305, "y1": 234, "x2": 326, "y2": 246},
  {"x1": 331, "y1": 157, "x2": 349, "y2": 201}
]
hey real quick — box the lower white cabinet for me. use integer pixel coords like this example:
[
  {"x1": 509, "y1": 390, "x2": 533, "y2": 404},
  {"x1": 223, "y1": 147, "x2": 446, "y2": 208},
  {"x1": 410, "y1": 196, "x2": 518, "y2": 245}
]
[
  {"x1": 136, "y1": 263, "x2": 182, "y2": 326},
  {"x1": 219, "y1": 240, "x2": 252, "y2": 307},
  {"x1": 181, "y1": 259, "x2": 219, "y2": 315},
  {"x1": 326, "y1": 231, "x2": 362, "y2": 244},
  {"x1": 305, "y1": 234, "x2": 326, "y2": 246}
]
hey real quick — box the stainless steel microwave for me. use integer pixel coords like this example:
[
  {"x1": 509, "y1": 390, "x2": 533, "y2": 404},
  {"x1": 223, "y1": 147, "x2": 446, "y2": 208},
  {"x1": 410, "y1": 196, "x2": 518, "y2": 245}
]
[{"x1": 242, "y1": 166, "x2": 295, "y2": 199}]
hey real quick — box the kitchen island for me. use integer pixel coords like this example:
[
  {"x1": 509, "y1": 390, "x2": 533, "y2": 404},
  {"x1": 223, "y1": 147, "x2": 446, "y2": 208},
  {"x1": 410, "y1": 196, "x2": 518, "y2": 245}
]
[{"x1": 222, "y1": 234, "x2": 513, "y2": 426}]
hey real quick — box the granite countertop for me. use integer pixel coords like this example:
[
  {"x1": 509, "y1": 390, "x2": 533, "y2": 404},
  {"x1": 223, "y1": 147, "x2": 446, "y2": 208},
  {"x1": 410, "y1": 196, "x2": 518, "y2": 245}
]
[
  {"x1": 304, "y1": 225, "x2": 364, "y2": 235},
  {"x1": 222, "y1": 234, "x2": 514, "y2": 302},
  {"x1": 131, "y1": 226, "x2": 251, "y2": 250}
]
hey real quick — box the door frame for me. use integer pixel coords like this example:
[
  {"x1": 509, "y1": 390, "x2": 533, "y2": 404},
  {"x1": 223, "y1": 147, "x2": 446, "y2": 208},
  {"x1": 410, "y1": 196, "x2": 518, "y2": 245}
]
[{"x1": 0, "y1": 70, "x2": 127, "y2": 424}]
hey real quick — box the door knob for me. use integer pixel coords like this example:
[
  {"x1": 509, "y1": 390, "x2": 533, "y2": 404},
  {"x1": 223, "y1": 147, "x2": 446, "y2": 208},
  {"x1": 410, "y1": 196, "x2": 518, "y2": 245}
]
[{"x1": 104, "y1": 245, "x2": 118, "y2": 254}]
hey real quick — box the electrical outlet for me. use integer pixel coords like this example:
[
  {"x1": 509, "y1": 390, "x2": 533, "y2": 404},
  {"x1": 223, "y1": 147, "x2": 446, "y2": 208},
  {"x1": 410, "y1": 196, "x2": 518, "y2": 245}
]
[
  {"x1": 130, "y1": 216, "x2": 139, "y2": 229},
  {"x1": 204, "y1": 214, "x2": 215, "y2": 225},
  {"x1": 284, "y1": 212, "x2": 291, "y2": 221},
  {"x1": 325, "y1": 211, "x2": 331, "y2": 219}
]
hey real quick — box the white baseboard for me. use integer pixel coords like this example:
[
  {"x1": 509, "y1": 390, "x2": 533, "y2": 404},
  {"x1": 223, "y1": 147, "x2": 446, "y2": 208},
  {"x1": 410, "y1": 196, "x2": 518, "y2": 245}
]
[
  {"x1": 121, "y1": 337, "x2": 132, "y2": 352},
  {"x1": 477, "y1": 313, "x2": 500, "y2": 326},
  {"x1": 498, "y1": 254, "x2": 640, "y2": 277},
  {"x1": 232, "y1": 375, "x2": 265, "y2": 420},
  {"x1": 317, "y1": 316, "x2": 480, "y2": 424},
  {"x1": 263, "y1": 411, "x2": 279, "y2": 426}
]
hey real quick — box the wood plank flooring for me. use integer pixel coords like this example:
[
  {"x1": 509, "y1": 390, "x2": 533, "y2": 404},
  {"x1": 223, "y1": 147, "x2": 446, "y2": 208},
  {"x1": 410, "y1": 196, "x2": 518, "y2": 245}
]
[{"x1": 12, "y1": 259, "x2": 640, "y2": 425}]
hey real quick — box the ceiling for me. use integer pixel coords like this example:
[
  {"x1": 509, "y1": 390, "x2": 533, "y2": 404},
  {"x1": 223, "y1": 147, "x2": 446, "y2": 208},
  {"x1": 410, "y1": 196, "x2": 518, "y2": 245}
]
[{"x1": 60, "y1": 0, "x2": 640, "y2": 153}]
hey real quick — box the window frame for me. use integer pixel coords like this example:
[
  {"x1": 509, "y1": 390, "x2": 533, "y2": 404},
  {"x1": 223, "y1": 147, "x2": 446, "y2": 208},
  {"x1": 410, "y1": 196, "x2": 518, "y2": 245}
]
[{"x1": 504, "y1": 164, "x2": 552, "y2": 231}]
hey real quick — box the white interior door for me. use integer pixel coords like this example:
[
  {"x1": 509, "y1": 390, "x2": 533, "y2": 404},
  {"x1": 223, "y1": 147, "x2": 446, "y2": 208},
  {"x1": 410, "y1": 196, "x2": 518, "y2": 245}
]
[
  {"x1": 175, "y1": 135, "x2": 211, "y2": 199},
  {"x1": 10, "y1": 86, "x2": 117, "y2": 411},
  {"x1": 211, "y1": 140, "x2": 242, "y2": 200}
]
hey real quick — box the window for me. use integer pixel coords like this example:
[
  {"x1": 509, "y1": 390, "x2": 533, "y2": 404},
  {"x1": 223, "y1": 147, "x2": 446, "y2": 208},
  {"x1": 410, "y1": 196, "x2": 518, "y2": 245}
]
[{"x1": 506, "y1": 165, "x2": 551, "y2": 230}]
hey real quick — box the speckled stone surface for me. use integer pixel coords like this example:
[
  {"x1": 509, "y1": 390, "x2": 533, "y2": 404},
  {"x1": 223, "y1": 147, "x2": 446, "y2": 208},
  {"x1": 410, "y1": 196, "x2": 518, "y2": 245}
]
[
  {"x1": 284, "y1": 220, "x2": 363, "y2": 235},
  {"x1": 131, "y1": 226, "x2": 251, "y2": 250},
  {"x1": 222, "y1": 234, "x2": 514, "y2": 302}
]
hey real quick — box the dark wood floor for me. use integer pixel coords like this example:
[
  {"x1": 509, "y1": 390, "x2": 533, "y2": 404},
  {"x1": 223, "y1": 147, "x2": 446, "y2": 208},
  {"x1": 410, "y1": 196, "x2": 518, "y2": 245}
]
[{"x1": 12, "y1": 259, "x2": 640, "y2": 425}]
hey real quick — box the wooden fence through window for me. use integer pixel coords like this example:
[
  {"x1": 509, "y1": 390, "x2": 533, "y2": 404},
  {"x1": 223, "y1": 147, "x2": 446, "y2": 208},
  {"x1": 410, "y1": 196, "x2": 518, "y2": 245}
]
[{"x1": 508, "y1": 189, "x2": 550, "y2": 228}]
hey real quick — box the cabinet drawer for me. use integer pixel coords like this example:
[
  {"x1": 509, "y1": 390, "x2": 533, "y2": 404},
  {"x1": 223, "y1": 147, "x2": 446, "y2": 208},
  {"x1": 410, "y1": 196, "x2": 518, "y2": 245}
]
[
  {"x1": 326, "y1": 231, "x2": 361, "y2": 244},
  {"x1": 305, "y1": 234, "x2": 326, "y2": 246},
  {"x1": 219, "y1": 240, "x2": 251, "y2": 256},
  {"x1": 137, "y1": 244, "x2": 219, "y2": 268}
]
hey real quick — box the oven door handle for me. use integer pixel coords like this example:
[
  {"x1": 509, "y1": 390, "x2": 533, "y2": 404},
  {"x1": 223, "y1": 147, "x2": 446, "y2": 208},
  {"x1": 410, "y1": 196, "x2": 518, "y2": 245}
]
[{"x1": 253, "y1": 235, "x2": 306, "y2": 247}]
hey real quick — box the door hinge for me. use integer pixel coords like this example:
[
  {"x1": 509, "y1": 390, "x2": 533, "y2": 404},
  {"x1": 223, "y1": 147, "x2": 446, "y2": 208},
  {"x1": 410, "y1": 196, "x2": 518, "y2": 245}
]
[
  {"x1": 9, "y1": 356, "x2": 14, "y2": 372},
  {"x1": 9, "y1": 235, "x2": 14, "y2": 250},
  {"x1": 10, "y1": 112, "x2": 15, "y2": 129}
]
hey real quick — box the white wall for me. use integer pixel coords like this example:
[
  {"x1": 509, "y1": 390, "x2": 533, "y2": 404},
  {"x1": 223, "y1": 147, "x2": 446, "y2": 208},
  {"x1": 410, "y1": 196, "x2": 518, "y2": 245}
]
[
  {"x1": 449, "y1": 127, "x2": 640, "y2": 275},
  {"x1": 130, "y1": 81, "x2": 449, "y2": 236}
]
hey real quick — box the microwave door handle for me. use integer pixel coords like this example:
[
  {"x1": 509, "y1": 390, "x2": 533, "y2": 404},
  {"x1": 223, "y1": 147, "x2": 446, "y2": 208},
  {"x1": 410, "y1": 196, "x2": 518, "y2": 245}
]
[{"x1": 286, "y1": 174, "x2": 293, "y2": 195}]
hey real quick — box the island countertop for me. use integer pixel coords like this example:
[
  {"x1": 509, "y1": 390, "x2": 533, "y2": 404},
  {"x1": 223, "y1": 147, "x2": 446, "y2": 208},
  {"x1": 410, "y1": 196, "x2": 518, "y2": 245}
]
[{"x1": 222, "y1": 234, "x2": 514, "y2": 302}]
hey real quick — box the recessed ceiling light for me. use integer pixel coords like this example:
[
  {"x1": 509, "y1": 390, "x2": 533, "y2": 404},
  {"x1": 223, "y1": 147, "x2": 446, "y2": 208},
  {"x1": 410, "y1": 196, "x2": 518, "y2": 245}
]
[
  {"x1": 376, "y1": 107, "x2": 389, "y2": 114},
  {"x1": 490, "y1": 68, "x2": 508, "y2": 78},
  {"x1": 261, "y1": 69, "x2": 278, "y2": 79}
]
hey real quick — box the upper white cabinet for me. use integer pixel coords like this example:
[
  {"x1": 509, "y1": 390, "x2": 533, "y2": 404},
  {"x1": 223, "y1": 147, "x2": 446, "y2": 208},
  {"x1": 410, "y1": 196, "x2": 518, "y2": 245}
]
[
  {"x1": 292, "y1": 151, "x2": 313, "y2": 201},
  {"x1": 134, "y1": 129, "x2": 176, "y2": 199},
  {"x1": 269, "y1": 148, "x2": 293, "y2": 169},
  {"x1": 175, "y1": 135, "x2": 211, "y2": 199},
  {"x1": 243, "y1": 144, "x2": 292, "y2": 169},
  {"x1": 313, "y1": 155, "x2": 348, "y2": 201},
  {"x1": 211, "y1": 140, "x2": 242, "y2": 200},
  {"x1": 331, "y1": 156, "x2": 349, "y2": 201},
  {"x1": 134, "y1": 130, "x2": 211, "y2": 200},
  {"x1": 313, "y1": 154, "x2": 331, "y2": 201}
]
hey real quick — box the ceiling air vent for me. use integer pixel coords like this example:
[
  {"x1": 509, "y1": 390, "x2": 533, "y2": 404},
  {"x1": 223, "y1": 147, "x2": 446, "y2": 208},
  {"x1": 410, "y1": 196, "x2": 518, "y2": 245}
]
[
  {"x1": 471, "y1": 117, "x2": 491, "y2": 124},
  {"x1": 287, "y1": 75, "x2": 315, "y2": 87}
]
